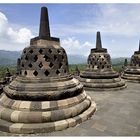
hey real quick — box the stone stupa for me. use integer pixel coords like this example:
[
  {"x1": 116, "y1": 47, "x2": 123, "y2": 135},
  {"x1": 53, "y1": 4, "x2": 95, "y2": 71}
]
[
  {"x1": 122, "y1": 59, "x2": 128, "y2": 69},
  {"x1": 0, "y1": 7, "x2": 96, "y2": 134},
  {"x1": 79, "y1": 32, "x2": 126, "y2": 91},
  {"x1": 121, "y1": 41, "x2": 140, "y2": 82},
  {"x1": 0, "y1": 68, "x2": 13, "y2": 95}
]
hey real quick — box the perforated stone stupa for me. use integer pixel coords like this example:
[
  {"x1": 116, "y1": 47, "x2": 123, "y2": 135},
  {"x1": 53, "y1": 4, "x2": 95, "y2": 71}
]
[
  {"x1": 79, "y1": 32, "x2": 126, "y2": 91},
  {"x1": 0, "y1": 7, "x2": 96, "y2": 134},
  {"x1": 122, "y1": 41, "x2": 140, "y2": 82}
]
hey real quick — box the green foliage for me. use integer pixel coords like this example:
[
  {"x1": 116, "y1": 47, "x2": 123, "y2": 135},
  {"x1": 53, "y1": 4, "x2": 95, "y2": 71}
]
[
  {"x1": 112, "y1": 65, "x2": 122, "y2": 73},
  {"x1": 0, "y1": 66, "x2": 16, "y2": 81},
  {"x1": 69, "y1": 64, "x2": 87, "y2": 74},
  {"x1": 69, "y1": 63, "x2": 123, "y2": 74}
]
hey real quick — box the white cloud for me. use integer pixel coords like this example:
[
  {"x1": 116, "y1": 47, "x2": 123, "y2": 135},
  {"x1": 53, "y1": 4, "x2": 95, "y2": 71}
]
[
  {"x1": 7, "y1": 27, "x2": 33, "y2": 43},
  {"x1": 0, "y1": 4, "x2": 140, "y2": 58},
  {"x1": 52, "y1": 4, "x2": 140, "y2": 37},
  {"x1": 61, "y1": 37, "x2": 93, "y2": 56},
  {"x1": 50, "y1": 4, "x2": 140, "y2": 58},
  {"x1": 0, "y1": 12, "x2": 8, "y2": 37},
  {"x1": 0, "y1": 11, "x2": 33, "y2": 51},
  {"x1": 97, "y1": 4, "x2": 140, "y2": 37}
]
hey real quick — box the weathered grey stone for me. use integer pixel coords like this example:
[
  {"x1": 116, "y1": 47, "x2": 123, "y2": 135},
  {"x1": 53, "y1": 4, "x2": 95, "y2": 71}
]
[
  {"x1": 0, "y1": 6, "x2": 96, "y2": 134},
  {"x1": 122, "y1": 41, "x2": 140, "y2": 82},
  {"x1": 79, "y1": 31, "x2": 126, "y2": 91}
]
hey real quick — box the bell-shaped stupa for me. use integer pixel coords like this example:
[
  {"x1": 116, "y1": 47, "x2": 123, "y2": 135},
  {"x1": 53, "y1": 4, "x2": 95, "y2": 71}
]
[
  {"x1": 122, "y1": 41, "x2": 140, "y2": 82},
  {"x1": 79, "y1": 32, "x2": 126, "y2": 91},
  {"x1": 0, "y1": 7, "x2": 96, "y2": 134}
]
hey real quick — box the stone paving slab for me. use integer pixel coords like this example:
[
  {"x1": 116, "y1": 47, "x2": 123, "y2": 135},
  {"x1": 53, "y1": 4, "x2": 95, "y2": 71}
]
[{"x1": 0, "y1": 82, "x2": 140, "y2": 136}]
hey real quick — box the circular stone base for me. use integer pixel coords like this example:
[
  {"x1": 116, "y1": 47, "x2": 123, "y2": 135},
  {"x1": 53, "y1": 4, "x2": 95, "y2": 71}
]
[
  {"x1": 78, "y1": 77, "x2": 127, "y2": 91},
  {"x1": 0, "y1": 74, "x2": 96, "y2": 134},
  {"x1": 0, "y1": 91, "x2": 96, "y2": 134},
  {"x1": 121, "y1": 72, "x2": 140, "y2": 83},
  {"x1": 0, "y1": 101, "x2": 96, "y2": 134},
  {"x1": 84, "y1": 84, "x2": 127, "y2": 91},
  {"x1": 4, "y1": 76, "x2": 83, "y2": 101}
]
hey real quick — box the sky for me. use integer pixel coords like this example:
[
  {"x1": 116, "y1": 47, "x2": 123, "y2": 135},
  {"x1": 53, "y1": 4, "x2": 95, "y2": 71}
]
[{"x1": 0, "y1": 3, "x2": 140, "y2": 58}]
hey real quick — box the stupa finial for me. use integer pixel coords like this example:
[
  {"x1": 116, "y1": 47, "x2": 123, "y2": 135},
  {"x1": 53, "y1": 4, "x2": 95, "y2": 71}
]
[
  {"x1": 30, "y1": 6, "x2": 59, "y2": 45},
  {"x1": 96, "y1": 31, "x2": 102, "y2": 49},
  {"x1": 91, "y1": 31, "x2": 107, "y2": 53},
  {"x1": 138, "y1": 40, "x2": 140, "y2": 52},
  {"x1": 39, "y1": 7, "x2": 50, "y2": 38}
]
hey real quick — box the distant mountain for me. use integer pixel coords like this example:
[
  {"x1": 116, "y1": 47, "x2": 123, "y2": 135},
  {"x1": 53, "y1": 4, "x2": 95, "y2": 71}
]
[
  {"x1": 67, "y1": 54, "x2": 87, "y2": 64},
  {"x1": 0, "y1": 50, "x2": 21, "y2": 66},
  {"x1": 0, "y1": 50, "x2": 87, "y2": 65},
  {"x1": 0, "y1": 50, "x2": 130, "y2": 66},
  {"x1": 0, "y1": 50, "x2": 21, "y2": 60},
  {"x1": 111, "y1": 57, "x2": 131, "y2": 66}
]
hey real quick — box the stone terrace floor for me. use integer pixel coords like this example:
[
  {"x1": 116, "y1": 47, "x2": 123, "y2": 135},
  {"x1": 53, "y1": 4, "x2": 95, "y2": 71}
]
[{"x1": 0, "y1": 82, "x2": 140, "y2": 136}]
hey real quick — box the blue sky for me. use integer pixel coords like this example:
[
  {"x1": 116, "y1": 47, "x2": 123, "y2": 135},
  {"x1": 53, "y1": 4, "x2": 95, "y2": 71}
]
[{"x1": 0, "y1": 4, "x2": 140, "y2": 58}]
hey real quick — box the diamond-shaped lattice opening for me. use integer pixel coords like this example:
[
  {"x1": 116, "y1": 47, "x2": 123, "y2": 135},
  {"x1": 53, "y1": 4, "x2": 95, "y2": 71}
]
[
  {"x1": 28, "y1": 63, "x2": 32, "y2": 68},
  {"x1": 24, "y1": 50, "x2": 26, "y2": 54},
  {"x1": 48, "y1": 49, "x2": 52, "y2": 54},
  {"x1": 54, "y1": 55, "x2": 57, "y2": 61},
  {"x1": 34, "y1": 55, "x2": 38, "y2": 62},
  {"x1": 39, "y1": 49, "x2": 43, "y2": 54},
  {"x1": 24, "y1": 71, "x2": 27, "y2": 75},
  {"x1": 64, "y1": 69, "x2": 67, "y2": 73},
  {"x1": 57, "y1": 49, "x2": 61, "y2": 54},
  {"x1": 22, "y1": 63, "x2": 24, "y2": 67},
  {"x1": 29, "y1": 49, "x2": 33, "y2": 54},
  {"x1": 59, "y1": 63, "x2": 63, "y2": 68},
  {"x1": 33, "y1": 71, "x2": 38, "y2": 76},
  {"x1": 44, "y1": 55, "x2": 49, "y2": 61},
  {"x1": 38, "y1": 62, "x2": 43, "y2": 68},
  {"x1": 25, "y1": 56, "x2": 28, "y2": 60},
  {"x1": 62, "y1": 55, "x2": 64, "y2": 60},
  {"x1": 56, "y1": 69, "x2": 60, "y2": 75},
  {"x1": 102, "y1": 65, "x2": 104, "y2": 69},
  {"x1": 44, "y1": 70, "x2": 50, "y2": 76},
  {"x1": 107, "y1": 65, "x2": 110, "y2": 68},
  {"x1": 66, "y1": 62, "x2": 68, "y2": 66},
  {"x1": 49, "y1": 62, "x2": 54, "y2": 68},
  {"x1": 63, "y1": 50, "x2": 65, "y2": 53}
]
